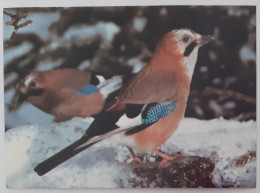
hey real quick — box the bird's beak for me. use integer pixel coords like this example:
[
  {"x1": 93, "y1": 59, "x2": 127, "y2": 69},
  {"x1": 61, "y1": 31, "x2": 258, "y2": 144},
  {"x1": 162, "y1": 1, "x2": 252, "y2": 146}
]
[
  {"x1": 196, "y1": 35, "x2": 215, "y2": 46},
  {"x1": 17, "y1": 85, "x2": 29, "y2": 103},
  {"x1": 17, "y1": 80, "x2": 30, "y2": 103},
  {"x1": 18, "y1": 93, "x2": 27, "y2": 103},
  {"x1": 17, "y1": 87, "x2": 45, "y2": 103}
]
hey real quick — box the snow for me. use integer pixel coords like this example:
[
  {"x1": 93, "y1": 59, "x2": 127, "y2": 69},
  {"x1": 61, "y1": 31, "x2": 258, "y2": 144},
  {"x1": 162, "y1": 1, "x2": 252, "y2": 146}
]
[
  {"x1": 4, "y1": 90, "x2": 54, "y2": 129},
  {"x1": 127, "y1": 58, "x2": 146, "y2": 73},
  {"x1": 239, "y1": 44, "x2": 256, "y2": 64},
  {"x1": 133, "y1": 17, "x2": 147, "y2": 32},
  {"x1": 4, "y1": 104, "x2": 54, "y2": 129},
  {"x1": 162, "y1": 118, "x2": 256, "y2": 188},
  {"x1": 36, "y1": 59, "x2": 64, "y2": 71},
  {"x1": 77, "y1": 60, "x2": 91, "y2": 70},
  {"x1": 4, "y1": 42, "x2": 33, "y2": 65},
  {"x1": 63, "y1": 22, "x2": 120, "y2": 45},
  {"x1": 5, "y1": 117, "x2": 256, "y2": 188}
]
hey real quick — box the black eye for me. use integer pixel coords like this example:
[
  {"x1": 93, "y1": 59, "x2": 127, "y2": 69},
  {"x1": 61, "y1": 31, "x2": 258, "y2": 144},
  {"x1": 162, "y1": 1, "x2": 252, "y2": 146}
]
[
  {"x1": 182, "y1": 36, "x2": 190, "y2": 43},
  {"x1": 29, "y1": 81, "x2": 36, "y2": 87}
]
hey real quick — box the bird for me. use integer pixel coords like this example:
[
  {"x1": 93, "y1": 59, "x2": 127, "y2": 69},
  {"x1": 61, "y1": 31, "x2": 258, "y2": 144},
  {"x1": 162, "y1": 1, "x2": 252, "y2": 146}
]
[
  {"x1": 34, "y1": 28, "x2": 215, "y2": 176},
  {"x1": 17, "y1": 68, "x2": 131, "y2": 122}
]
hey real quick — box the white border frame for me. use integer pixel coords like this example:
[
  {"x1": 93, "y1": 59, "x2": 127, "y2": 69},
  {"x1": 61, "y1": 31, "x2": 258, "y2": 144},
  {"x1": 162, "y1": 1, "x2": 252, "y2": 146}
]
[{"x1": 1, "y1": 0, "x2": 259, "y2": 192}]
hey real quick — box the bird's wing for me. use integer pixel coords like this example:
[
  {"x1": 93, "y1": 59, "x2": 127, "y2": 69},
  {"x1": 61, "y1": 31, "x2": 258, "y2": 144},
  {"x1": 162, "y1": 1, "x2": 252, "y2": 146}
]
[
  {"x1": 76, "y1": 100, "x2": 178, "y2": 149},
  {"x1": 106, "y1": 69, "x2": 178, "y2": 110},
  {"x1": 34, "y1": 99, "x2": 178, "y2": 176},
  {"x1": 34, "y1": 70, "x2": 179, "y2": 176},
  {"x1": 92, "y1": 70, "x2": 179, "y2": 136},
  {"x1": 43, "y1": 69, "x2": 91, "y2": 91},
  {"x1": 125, "y1": 100, "x2": 178, "y2": 135},
  {"x1": 44, "y1": 69, "x2": 124, "y2": 92},
  {"x1": 76, "y1": 75, "x2": 124, "y2": 103}
]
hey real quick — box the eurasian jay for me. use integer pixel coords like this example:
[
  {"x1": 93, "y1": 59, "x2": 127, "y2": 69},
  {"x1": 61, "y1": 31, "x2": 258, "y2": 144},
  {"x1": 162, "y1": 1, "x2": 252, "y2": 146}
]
[
  {"x1": 17, "y1": 68, "x2": 129, "y2": 122},
  {"x1": 34, "y1": 28, "x2": 215, "y2": 176}
]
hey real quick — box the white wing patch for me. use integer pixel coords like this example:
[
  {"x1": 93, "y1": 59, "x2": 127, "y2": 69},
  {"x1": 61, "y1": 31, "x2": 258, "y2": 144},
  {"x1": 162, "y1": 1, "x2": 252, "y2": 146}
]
[
  {"x1": 96, "y1": 75, "x2": 106, "y2": 83},
  {"x1": 75, "y1": 113, "x2": 142, "y2": 150},
  {"x1": 98, "y1": 76, "x2": 123, "y2": 99},
  {"x1": 116, "y1": 113, "x2": 142, "y2": 128}
]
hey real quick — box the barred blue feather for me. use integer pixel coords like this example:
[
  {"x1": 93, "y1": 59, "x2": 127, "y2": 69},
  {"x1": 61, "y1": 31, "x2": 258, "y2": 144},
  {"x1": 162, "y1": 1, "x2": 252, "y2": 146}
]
[
  {"x1": 142, "y1": 101, "x2": 178, "y2": 124},
  {"x1": 77, "y1": 84, "x2": 98, "y2": 96}
]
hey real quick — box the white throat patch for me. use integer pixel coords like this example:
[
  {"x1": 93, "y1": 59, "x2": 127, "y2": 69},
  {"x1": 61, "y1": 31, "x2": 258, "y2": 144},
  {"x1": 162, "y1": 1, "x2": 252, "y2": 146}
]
[
  {"x1": 184, "y1": 47, "x2": 199, "y2": 79},
  {"x1": 24, "y1": 76, "x2": 34, "y2": 86}
]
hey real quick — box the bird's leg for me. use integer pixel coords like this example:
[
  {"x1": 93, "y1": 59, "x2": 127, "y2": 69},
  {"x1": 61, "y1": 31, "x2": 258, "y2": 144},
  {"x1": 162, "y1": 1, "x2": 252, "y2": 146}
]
[
  {"x1": 126, "y1": 146, "x2": 141, "y2": 165},
  {"x1": 152, "y1": 149, "x2": 181, "y2": 166}
]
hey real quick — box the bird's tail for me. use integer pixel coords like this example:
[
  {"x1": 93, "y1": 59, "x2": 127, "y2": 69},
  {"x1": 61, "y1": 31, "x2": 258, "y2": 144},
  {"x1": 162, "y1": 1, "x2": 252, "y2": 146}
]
[
  {"x1": 34, "y1": 125, "x2": 133, "y2": 176},
  {"x1": 34, "y1": 135, "x2": 96, "y2": 176}
]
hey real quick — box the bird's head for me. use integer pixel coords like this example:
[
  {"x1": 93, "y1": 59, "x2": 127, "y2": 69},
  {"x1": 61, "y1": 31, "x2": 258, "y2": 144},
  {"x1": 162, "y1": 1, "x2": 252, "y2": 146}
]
[
  {"x1": 172, "y1": 28, "x2": 215, "y2": 78},
  {"x1": 17, "y1": 72, "x2": 46, "y2": 104},
  {"x1": 155, "y1": 28, "x2": 215, "y2": 79}
]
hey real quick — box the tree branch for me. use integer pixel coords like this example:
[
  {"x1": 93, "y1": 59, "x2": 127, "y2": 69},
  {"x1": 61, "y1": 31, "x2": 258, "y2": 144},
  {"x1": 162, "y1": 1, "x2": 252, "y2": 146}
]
[
  {"x1": 4, "y1": 9, "x2": 33, "y2": 47},
  {"x1": 203, "y1": 87, "x2": 256, "y2": 105}
]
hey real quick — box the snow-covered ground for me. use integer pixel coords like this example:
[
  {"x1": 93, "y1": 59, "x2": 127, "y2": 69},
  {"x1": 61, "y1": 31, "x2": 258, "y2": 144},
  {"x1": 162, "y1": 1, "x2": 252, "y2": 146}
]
[{"x1": 5, "y1": 117, "x2": 256, "y2": 188}]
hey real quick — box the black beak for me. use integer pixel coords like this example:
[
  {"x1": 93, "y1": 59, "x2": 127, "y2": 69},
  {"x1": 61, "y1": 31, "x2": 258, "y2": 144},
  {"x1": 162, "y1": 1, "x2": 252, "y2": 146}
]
[
  {"x1": 18, "y1": 92, "x2": 29, "y2": 103},
  {"x1": 17, "y1": 84, "x2": 45, "y2": 103},
  {"x1": 16, "y1": 81, "x2": 27, "y2": 103},
  {"x1": 196, "y1": 35, "x2": 215, "y2": 45}
]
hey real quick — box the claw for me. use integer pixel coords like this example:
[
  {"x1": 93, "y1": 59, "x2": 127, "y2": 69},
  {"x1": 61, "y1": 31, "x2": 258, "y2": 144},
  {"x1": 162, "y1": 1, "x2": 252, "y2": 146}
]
[
  {"x1": 126, "y1": 146, "x2": 142, "y2": 165},
  {"x1": 152, "y1": 149, "x2": 182, "y2": 166},
  {"x1": 159, "y1": 153, "x2": 181, "y2": 166},
  {"x1": 131, "y1": 156, "x2": 142, "y2": 165}
]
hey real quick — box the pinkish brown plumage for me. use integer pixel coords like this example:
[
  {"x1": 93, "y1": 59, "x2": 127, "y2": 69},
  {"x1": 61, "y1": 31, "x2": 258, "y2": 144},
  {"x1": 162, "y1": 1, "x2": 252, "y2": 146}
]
[
  {"x1": 18, "y1": 68, "x2": 123, "y2": 122},
  {"x1": 34, "y1": 29, "x2": 215, "y2": 176}
]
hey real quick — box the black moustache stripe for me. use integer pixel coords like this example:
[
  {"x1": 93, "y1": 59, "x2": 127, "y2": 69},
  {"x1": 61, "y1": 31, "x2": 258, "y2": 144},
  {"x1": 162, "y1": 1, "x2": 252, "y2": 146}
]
[
  {"x1": 29, "y1": 88, "x2": 45, "y2": 96},
  {"x1": 18, "y1": 88, "x2": 44, "y2": 103},
  {"x1": 183, "y1": 41, "x2": 197, "y2": 57}
]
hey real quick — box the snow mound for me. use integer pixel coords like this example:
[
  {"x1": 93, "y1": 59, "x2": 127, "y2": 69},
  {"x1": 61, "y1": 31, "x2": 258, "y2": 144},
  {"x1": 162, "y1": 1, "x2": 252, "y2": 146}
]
[{"x1": 5, "y1": 117, "x2": 256, "y2": 188}]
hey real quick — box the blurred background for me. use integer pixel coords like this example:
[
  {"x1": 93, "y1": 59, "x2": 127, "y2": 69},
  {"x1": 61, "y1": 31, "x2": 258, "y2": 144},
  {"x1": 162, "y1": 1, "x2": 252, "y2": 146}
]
[{"x1": 3, "y1": 6, "x2": 256, "y2": 130}]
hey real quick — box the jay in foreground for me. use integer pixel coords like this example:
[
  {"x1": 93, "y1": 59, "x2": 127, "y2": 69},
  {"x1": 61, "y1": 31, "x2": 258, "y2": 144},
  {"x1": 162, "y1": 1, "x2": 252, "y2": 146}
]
[
  {"x1": 34, "y1": 28, "x2": 215, "y2": 176},
  {"x1": 17, "y1": 68, "x2": 128, "y2": 122}
]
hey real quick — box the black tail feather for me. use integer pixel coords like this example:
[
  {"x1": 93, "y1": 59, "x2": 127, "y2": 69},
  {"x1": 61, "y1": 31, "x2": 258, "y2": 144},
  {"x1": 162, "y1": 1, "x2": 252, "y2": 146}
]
[
  {"x1": 35, "y1": 105, "x2": 127, "y2": 176},
  {"x1": 34, "y1": 136, "x2": 95, "y2": 176}
]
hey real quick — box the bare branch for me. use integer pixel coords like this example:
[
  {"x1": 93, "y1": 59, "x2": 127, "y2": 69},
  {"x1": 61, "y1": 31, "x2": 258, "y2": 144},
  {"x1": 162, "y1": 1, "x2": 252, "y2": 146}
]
[
  {"x1": 203, "y1": 87, "x2": 256, "y2": 105},
  {"x1": 17, "y1": 20, "x2": 33, "y2": 28},
  {"x1": 3, "y1": 9, "x2": 33, "y2": 47}
]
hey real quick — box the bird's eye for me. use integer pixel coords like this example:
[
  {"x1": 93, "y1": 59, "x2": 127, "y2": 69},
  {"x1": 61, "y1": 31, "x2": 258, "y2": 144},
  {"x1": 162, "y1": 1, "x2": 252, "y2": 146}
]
[
  {"x1": 182, "y1": 36, "x2": 190, "y2": 43},
  {"x1": 29, "y1": 81, "x2": 36, "y2": 87}
]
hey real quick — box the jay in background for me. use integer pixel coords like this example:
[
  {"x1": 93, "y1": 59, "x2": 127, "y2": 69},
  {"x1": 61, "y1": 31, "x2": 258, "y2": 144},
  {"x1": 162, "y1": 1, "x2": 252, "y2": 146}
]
[
  {"x1": 34, "y1": 28, "x2": 215, "y2": 176},
  {"x1": 17, "y1": 68, "x2": 131, "y2": 122}
]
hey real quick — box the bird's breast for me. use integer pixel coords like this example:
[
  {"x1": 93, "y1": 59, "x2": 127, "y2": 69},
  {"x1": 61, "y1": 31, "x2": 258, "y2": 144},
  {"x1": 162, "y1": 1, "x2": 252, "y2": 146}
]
[{"x1": 127, "y1": 99, "x2": 187, "y2": 151}]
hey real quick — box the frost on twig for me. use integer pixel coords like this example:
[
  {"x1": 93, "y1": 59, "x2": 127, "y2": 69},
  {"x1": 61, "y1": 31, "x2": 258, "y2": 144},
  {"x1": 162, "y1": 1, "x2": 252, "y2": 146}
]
[{"x1": 4, "y1": 9, "x2": 33, "y2": 47}]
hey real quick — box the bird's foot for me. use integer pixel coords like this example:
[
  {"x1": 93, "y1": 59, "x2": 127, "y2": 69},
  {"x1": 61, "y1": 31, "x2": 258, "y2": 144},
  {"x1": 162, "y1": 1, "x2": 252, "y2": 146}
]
[
  {"x1": 124, "y1": 146, "x2": 142, "y2": 165},
  {"x1": 159, "y1": 153, "x2": 181, "y2": 166},
  {"x1": 131, "y1": 156, "x2": 142, "y2": 165},
  {"x1": 124, "y1": 154, "x2": 142, "y2": 165},
  {"x1": 152, "y1": 149, "x2": 181, "y2": 166}
]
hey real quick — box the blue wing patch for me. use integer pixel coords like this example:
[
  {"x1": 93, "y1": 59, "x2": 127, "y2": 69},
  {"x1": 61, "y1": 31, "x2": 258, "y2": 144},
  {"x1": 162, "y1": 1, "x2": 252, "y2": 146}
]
[
  {"x1": 124, "y1": 100, "x2": 178, "y2": 135},
  {"x1": 77, "y1": 84, "x2": 98, "y2": 96},
  {"x1": 142, "y1": 101, "x2": 178, "y2": 124}
]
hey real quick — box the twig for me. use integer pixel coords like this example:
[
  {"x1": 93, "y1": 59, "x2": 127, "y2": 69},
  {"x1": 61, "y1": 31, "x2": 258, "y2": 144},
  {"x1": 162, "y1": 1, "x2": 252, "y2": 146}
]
[
  {"x1": 235, "y1": 151, "x2": 256, "y2": 167},
  {"x1": 4, "y1": 9, "x2": 33, "y2": 47},
  {"x1": 203, "y1": 87, "x2": 256, "y2": 105}
]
